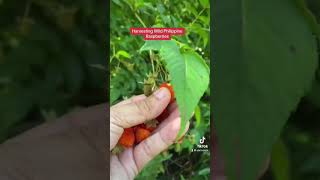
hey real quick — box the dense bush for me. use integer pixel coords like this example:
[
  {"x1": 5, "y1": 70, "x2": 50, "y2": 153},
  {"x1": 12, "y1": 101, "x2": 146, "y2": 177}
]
[{"x1": 0, "y1": 0, "x2": 107, "y2": 142}]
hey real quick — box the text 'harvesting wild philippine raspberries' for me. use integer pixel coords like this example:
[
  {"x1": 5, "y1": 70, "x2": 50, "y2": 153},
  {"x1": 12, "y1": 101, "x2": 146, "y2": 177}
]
[{"x1": 130, "y1": 27, "x2": 185, "y2": 40}]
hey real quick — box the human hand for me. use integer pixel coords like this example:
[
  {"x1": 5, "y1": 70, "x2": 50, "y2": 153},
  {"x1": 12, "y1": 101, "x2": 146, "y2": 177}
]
[
  {"x1": 0, "y1": 104, "x2": 107, "y2": 180},
  {"x1": 110, "y1": 88, "x2": 189, "y2": 180}
]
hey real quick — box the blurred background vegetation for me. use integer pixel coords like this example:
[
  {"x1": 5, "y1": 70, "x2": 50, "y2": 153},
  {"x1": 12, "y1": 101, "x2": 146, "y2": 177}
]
[
  {"x1": 0, "y1": 0, "x2": 107, "y2": 142},
  {"x1": 261, "y1": 1, "x2": 320, "y2": 180},
  {"x1": 110, "y1": 0, "x2": 210, "y2": 179}
]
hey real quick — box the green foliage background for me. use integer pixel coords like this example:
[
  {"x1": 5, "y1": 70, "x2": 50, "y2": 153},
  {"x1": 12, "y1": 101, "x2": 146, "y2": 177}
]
[
  {"x1": 110, "y1": 0, "x2": 210, "y2": 179},
  {"x1": 213, "y1": 0, "x2": 320, "y2": 179},
  {"x1": 260, "y1": 1, "x2": 320, "y2": 180},
  {"x1": 0, "y1": 0, "x2": 107, "y2": 142}
]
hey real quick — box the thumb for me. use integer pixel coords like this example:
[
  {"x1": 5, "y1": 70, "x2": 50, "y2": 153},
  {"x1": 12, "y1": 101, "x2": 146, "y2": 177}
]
[{"x1": 110, "y1": 87, "x2": 171, "y2": 128}]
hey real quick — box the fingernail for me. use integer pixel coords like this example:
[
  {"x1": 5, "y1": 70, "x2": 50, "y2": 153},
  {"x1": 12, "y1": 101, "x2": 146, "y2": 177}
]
[{"x1": 154, "y1": 88, "x2": 169, "y2": 100}]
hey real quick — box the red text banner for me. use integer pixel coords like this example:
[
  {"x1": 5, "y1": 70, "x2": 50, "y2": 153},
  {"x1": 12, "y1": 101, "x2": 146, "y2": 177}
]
[{"x1": 130, "y1": 28, "x2": 185, "y2": 40}]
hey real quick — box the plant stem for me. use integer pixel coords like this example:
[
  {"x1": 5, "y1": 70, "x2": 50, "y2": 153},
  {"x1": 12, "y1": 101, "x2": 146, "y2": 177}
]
[
  {"x1": 190, "y1": 8, "x2": 206, "y2": 26},
  {"x1": 149, "y1": 50, "x2": 155, "y2": 73},
  {"x1": 134, "y1": 13, "x2": 147, "y2": 28}
]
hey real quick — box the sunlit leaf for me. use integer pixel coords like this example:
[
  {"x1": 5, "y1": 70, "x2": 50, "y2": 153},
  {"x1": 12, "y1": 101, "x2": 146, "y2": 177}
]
[{"x1": 140, "y1": 40, "x2": 209, "y2": 136}]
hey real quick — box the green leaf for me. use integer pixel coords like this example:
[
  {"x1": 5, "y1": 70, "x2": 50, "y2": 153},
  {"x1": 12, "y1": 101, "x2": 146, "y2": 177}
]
[
  {"x1": 199, "y1": 0, "x2": 209, "y2": 8},
  {"x1": 195, "y1": 105, "x2": 201, "y2": 128},
  {"x1": 213, "y1": 0, "x2": 318, "y2": 179},
  {"x1": 199, "y1": 16, "x2": 210, "y2": 26},
  {"x1": 189, "y1": 23, "x2": 209, "y2": 47},
  {"x1": 271, "y1": 139, "x2": 291, "y2": 180},
  {"x1": 184, "y1": 2, "x2": 198, "y2": 17},
  {"x1": 180, "y1": 175, "x2": 186, "y2": 180},
  {"x1": 112, "y1": 0, "x2": 122, "y2": 7},
  {"x1": 140, "y1": 40, "x2": 209, "y2": 136},
  {"x1": 135, "y1": 153, "x2": 172, "y2": 179},
  {"x1": 295, "y1": 0, "x2": 320, "y2": 37},
  {"x1": 198, "y1": 167, "x2": 210, "y2": 176},
  {"x1": 110, "y1": 85, "x2": 121, "y2": 104},
  {"x1": 116, "y1": 50, "x2": 131, "y2": 59}
]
